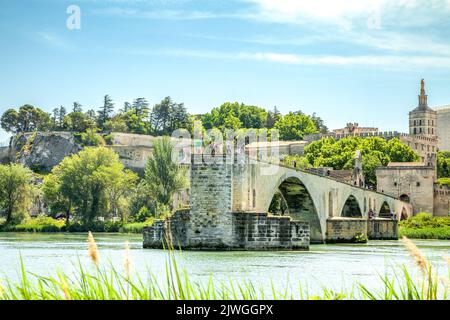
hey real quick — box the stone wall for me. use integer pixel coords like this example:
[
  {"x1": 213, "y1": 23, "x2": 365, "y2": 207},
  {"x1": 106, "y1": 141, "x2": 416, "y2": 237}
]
[
  {"x1": 368, "y1": 219, "x2": 398, "y2": 240},
  {"x1": 108, "y1": 145, "x2": 153, "y2": 173},
  {"x1": 232, "y1": 212, "x2": 309, "y2": 250},
  {"x1": 376, "y1": 166, "x2": 435, "y2": 214},
  {"x1": 434, "y1": 187, "x2": 450, "y2": 217},
  {"x1": 326, "y1": 217, "x2": 398, "y2": 242},
  {"x1": 143, "y1": 210, "x2": 310, "y2": 250},
  {"x1": 436, "y1": 106, "x2": 450, "y2": 151},
  {"x1": 326, "y1": 218, "x2": 368, "y2": 242}
]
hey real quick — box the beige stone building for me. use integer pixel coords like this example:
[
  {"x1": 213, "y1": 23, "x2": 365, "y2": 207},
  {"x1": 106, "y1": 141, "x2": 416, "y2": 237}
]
[
  {"x1": 332, "y1": 123, "x2": 378, "y2": 135},
  {"x1": 405, "y1": 79, "x2": 439, "y2": 162},
  {"x1": 435, "y1": 105, "x2": 450, "y2": 151},
  {"x1": 376, "y1": 163, "x2": 436, "y2": 215}
]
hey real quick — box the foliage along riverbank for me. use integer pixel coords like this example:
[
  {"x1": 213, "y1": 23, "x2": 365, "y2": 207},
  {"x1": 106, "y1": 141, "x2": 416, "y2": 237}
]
[
  {"x1": 0, "y1": 216, "x2": 153, "y2": 234},
  {"x1": 399, "y1": 213, "x2": 450, "y2": 240},
  {"x1": 0, "y1": 233, "x2": 448, "y2": 300}
]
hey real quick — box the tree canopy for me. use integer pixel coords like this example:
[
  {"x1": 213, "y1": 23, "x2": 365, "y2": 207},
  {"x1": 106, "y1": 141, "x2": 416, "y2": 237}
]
[
  {"x1": 144, "y1": 136, "x2": 188, "y2": 211},
  {"x1": 304, "y1": 137, "x2": 419, "y2": 186},
  {"x1": 0, "y1": 164, "x2": 35, "y2": 223},
  {"x1": 42, "y1": 147, "x2": 137, "y2": 224},
  {"x1": 274, "y1": 112, "x2": 319, "y2": 140},
  {"x1": 438, "y1": 151, "x2": 450, "y2": 178}
]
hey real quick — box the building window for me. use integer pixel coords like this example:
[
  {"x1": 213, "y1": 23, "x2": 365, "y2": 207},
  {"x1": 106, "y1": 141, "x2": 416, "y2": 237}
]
[
  {"x1": 416, "y1": 182, "x2": 420, "y2": 187},
  {"x1": 414, "y1": 128, "x2": 417, "y2": 134},
  {"x1": 394, "y1": 182, "x2": 397, "y2": 187}
]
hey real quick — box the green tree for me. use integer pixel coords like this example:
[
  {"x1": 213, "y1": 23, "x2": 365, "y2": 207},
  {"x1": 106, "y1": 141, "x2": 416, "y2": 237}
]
[
  {"x1": 72, "y1": 102, "x2": 83, "y2": 113},
  {"x1": 311, "y1": 112, "x2": 328, "y2": 134},
  {"x1": 47, "y1": 147, "x2": 136, "y2": 224},
  {"x1": 437, "y1": 151, "x2": 450, "y2": 178},
  {"x1": 1, "y1": 109, "x2": 19, "y2": 133},
  {"x1": 201, "y1": 102, "x2": 267, "y2": 130},
  {"x1": 1, "y1": 105, "x2": 51, "y2": 133},
  {"x1": 80, "y1": 128, "x2": 105, "y2": 146},
  {"x1": 274, "y1": 112, "x2": 318, "y2": 140},
  {"x1": 0, "y1": 164, "x2": 35, "y2": 223},
  {"x1": 63, "y1": 112, "x2": 96, "y2": 132},
  {"x1": 144, "y1": 136, "x2": 188, "y2": 212},
  {"x1": 150, "y1": 97, "x2": 190, "y2": 135},
  {"x1": 97, "y1": 95, "x2": 115, "y2": 129},
  {"x1": 266, "y1": 106, "x2": 281, "y2": 129},
  {"x1": 42, "y1": 174, "x2": 73, "y2": 224},
  {"x1": 133, "y1": 97, "x2": 150, "y2": 118},
  {"x1": 304, "y1": 136, "x2": 419, "y2": 186},
  {"x1": 95, "y1": 162, "x2": 138, "y2": 222}
]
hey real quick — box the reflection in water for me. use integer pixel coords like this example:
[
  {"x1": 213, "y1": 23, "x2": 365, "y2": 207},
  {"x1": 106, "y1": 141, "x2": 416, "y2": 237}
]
[{"x1": 0, "y1": 233, "x2": 449, "y2": 295}]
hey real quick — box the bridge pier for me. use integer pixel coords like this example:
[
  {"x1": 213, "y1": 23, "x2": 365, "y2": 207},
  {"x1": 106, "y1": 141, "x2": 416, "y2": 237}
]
[{"x1": 143, "y1": 154, "x2": 310, "y2": 250}]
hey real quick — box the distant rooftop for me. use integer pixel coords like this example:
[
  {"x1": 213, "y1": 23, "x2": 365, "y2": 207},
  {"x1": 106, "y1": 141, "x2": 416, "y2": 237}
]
[
  {"x1": 245, "y1": 141, "x2": 308, "y2": 148},
  {"x1": 433, "y1": 105, "x2": 450, "y2": 112}
]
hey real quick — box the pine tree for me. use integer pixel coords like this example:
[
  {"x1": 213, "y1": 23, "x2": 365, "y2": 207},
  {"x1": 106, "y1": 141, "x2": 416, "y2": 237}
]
[
  {"x1": 97, "y1": 95, "x2": 114, "y2": 129},
  {"x1": 58, "y1": 106, "x2": 66, "y2": 128},
  {"x1": 120, "y1": 102, "x2": 131, "y2": 114},
  {"x1": 133, "y1": 98, "x2": 150, "y2": 118},
  {"x1": 73, "y1": 102, "x2": 82, "y2": 113}
]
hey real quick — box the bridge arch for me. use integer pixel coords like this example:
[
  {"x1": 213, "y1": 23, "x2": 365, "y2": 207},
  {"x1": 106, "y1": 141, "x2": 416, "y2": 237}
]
[
  {"x1": 379, "y1": 201, "x2": 392, "y2": 218},
  {"x1": 266, "y1": 175, "x2": 323, "y2": 242},
  {"x1": 340, "y1": 195, "x2": 362, "y2": 217}
]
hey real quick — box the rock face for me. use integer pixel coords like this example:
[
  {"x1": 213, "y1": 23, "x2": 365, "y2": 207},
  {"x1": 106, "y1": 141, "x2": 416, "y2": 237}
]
[{"x1": 11, "y1": 132, "x2": 82, "y2": 172}]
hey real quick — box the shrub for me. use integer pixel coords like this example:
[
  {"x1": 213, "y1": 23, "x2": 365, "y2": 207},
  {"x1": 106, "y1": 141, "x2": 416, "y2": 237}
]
[
  {"x1": 352, "y1": 232, "x2": 368, "y2": 243},
  {"x1": 120, "y1": 218, "x2": 154, "y2": 233},
  {"x1": 398, "y1": 213, "x2": 450, "y2": 239},
  {"x1": 66, "y1": 220, "x2": 122, "y2": 232},
  {"x1": 134, "y1": 207, "x2": 154, "y2": 222},
  {"x1": 80, "y1": 129, "x2": 105, "y2": 146},
  {"x1": 1, "y1": 216, "x2": 65, "y2": 232}
]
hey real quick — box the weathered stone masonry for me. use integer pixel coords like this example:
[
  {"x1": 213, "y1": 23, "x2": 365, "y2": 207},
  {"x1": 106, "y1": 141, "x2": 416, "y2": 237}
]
[{"x1": 143, "y1": 155, "x2": 310, "y2": 250}]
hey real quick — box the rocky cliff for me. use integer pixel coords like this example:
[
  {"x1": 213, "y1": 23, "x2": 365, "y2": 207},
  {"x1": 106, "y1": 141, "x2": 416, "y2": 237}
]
[{"x1": 10, "y1": 132, "x2": 82, "y2": 172}]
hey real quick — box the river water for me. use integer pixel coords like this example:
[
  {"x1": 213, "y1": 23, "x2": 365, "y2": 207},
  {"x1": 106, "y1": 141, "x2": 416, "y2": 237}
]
[{"x1": 0, "y1": 233, "x2": 449, "y2": 296}]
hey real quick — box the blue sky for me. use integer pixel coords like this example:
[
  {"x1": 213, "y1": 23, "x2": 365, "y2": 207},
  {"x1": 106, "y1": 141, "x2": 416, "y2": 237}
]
[{"x1": 1, "y1": 0, "x2": 450, "y2": 142}]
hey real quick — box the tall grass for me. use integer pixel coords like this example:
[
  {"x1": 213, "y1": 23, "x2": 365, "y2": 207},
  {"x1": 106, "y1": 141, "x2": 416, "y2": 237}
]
[{"x1": 0, "y1": 234, "x2": 448, "y2": 300}]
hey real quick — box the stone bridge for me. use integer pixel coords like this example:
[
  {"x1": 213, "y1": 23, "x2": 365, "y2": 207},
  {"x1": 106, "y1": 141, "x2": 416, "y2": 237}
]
[
  {"x1": 144, "y1": 154, "x2": 412, "y2": 250},
  {"x1": 231, "y1": 157, "x2": 412, "y2": 242}
]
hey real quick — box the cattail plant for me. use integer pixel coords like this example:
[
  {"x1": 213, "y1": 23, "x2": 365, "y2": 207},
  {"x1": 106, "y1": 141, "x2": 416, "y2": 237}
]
[
  {"x1": 87, "y1": 231, "x2": 100, "y2": 266},
  {"x1": 401, "y1": 236, "x2": 429, "y2": 273},
  {"x1": 124, "y1": 241, "x2": 132, "y2": 281}
]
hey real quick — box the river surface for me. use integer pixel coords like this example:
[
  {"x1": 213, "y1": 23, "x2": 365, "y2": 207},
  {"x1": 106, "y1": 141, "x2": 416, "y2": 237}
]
[{"x1": 0, "y1": 233, "x2": 449, "y2": 296}]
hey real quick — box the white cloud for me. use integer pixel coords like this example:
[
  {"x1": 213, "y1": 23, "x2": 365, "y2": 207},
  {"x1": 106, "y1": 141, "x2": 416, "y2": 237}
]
[
  {"x1": 113, "y1": 47, "x2": 450, "y2": 69},
  {"x1": 246, "y1": 0, "x2": 450, "y2": 25},
  {"x1": 35, "y1": 32, "x2": 68, "y2": 49}
]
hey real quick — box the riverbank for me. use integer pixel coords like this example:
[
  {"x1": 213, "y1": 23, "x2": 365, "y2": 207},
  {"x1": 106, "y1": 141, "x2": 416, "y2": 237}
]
[
  {"x1": 0, "y1": 233, "x2": 448, "y2": 300},
  {"x1": 0, "y1": 216, "x2": 152, "y2": 234},
  {"x1": 399, "y1": 213, "x2": 450, "y2": 240}
]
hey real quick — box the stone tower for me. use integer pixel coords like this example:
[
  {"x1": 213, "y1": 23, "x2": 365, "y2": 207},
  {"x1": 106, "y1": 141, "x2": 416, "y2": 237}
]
[{"x1": 409, "y1": 79, "x2": 437, "y2": 138}]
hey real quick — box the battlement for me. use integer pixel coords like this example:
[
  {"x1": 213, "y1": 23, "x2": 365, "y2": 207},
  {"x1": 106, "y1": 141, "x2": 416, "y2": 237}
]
[{"x1": 305, "y1": 131, "x2": 438, "y2": 144}]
